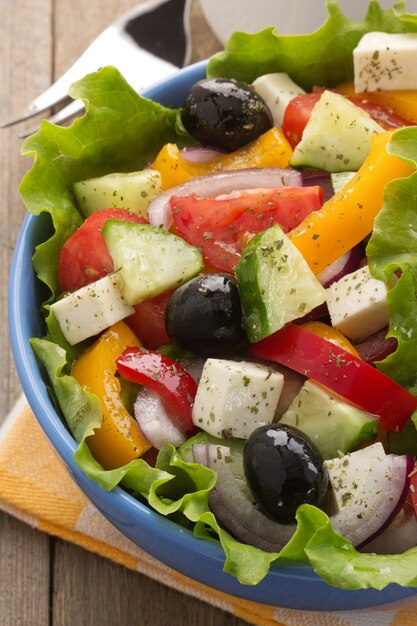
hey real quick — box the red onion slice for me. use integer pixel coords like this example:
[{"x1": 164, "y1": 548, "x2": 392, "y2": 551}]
[
  {"x1": 192, "y1": 443, "x2": 296, "y2": 552},
  {"x1": 134, "y1": 387, "x2": 186, "y2": 450},
  {"x1": 330, "y1": 453, "x2": 413, "y2": 549},
  {"x1": 354, "y1": 326, "x2": 398, "y2": 364},
  {"x1": 147, "y1": 167, "x2": 303, "y2": 229},
  {"x1": 317, "y1": 245, "x2": 363, "y2": 288},
  {"x1": 302, "y1": 168, "x2": 334, "y2": 202},
  {"x1": 180, "y1": 147, "x2": 224, "y2": 163},
  {"x1": 178, "y1": 354, "x2": 207, "y2": 384},
  {"x1": 363, "y1": 507, "x2": 417, "y2": 555},
  {"x1": 273, "y1": 365, "x2": 306, "y2": 419}
]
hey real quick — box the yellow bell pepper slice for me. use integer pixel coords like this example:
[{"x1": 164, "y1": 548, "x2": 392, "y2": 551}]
[
  {"x1": 289, "y1": 131, "x2": 414, "y2": 275},
  {"x1": 337, "y1": 81, "x2": 417, "y2": 124},
  {"x1": 302, "y1": 321, "x2": 360, "y2": 357},
  {"x1": 152, "y1": 127, "x2": 293, "y2": 190},
  {"x1": 72, "y1": 320, "x2": 151, "y2": 469}
]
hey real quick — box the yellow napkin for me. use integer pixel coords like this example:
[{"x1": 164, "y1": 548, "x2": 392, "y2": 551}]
[{"x1": 1, "y1": 397, "x2": 417, "y2": 626}]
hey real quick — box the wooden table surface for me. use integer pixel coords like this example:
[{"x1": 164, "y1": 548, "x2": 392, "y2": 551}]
[{"x1": 0, "y1": 1, "x2": 250, "y2": 624}]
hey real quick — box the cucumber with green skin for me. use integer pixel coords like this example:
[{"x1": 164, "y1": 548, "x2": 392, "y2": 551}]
[
  {"x1": 280, "y1": 380, "x2": 378, "y2": 460},
  {"x1": 290, "y1": 90, "x2": 383, "y2": 173},
  {"x1": 72, "y1": 169, "x2": 162, "y2": 218},
  {"x1": 236, "y1": 225, "x2": 326, "y2": 342},
  {"x1": 102, "y1": 220, "x2": 203, "y2": 305}
]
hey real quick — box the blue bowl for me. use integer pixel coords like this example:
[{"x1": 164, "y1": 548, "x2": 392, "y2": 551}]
[{"x1": 9, "y1": 60, "x2": 417, "y2": 611}]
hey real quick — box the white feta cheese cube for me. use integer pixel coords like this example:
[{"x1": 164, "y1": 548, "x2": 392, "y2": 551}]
[
  {"x1": 354, "y1": 31, "x2": 417, "y2": 93},
  {"x1": 192, "y1": 359, "x2": 283, "y2": 439},
  {"x1": 326, "y1": 265, "x2": 389, "y2": 341},
  {"x1": 252, "y1": 73, "x2": 305, "y2": 128},
  {"x1": 51, "y1": 273, "x2": 134, "y2": 345}
]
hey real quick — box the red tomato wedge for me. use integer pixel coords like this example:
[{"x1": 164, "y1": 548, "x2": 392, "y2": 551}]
[
  {"x1": 250, "y1": 323, "x2": 417, "y2": 433},
  {"x1": 171, "y1": 186, "x2": 323, "y2": 273},
  {"x1": 116, "y1": 347, "x2": 197, "y2": 433},
  {"x1": 58, "y1": 208, "x2": 147, "y2": 292},
  {"x1": 283, "y1": 94, "x2": 321, "y2": 148},
  {"x1": 125, "y1": 291, "x2": 172, "y2": 349},
  {"x1": 283, "y1": 92, "x2": 411, "y2": 148}
]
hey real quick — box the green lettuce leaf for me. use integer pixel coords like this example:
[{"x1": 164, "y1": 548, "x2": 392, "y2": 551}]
[
  {"x1": 30, "y1": 337, "x2": 102, "y2": 444},
  {"x1": 293, "y1": 506, "x2": 417, "y2": 590},
  {"x1": 207, "y1": 1, "x2": 417, "y2": 90},
  {"x1": 194, "y1": 511, "x2": 278, "y2": 584},
  {"x1": 367, "y1": 128, "x2": 417, "y2": 388},
  {"x1": 20, "y1": 66, "x2": 194, "y2": 299}
]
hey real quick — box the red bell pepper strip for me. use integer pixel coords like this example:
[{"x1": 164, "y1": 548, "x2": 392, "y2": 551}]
[
  {"x1": 116, "y1": 347, "x2": 197, "y2": 433},
  {"x1": 250, "y1": 323, "x2": 417, "y2": 433}
]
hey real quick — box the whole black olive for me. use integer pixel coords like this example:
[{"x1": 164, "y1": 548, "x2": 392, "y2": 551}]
[
  {"x1": 182, "y1": 77, "x2": 273, "y2": 152},
  {"x1": 165, "y1": 273, "x2": 246, "y2": 354},
  {"x1": 243, "y1": 424, "x2": 328, "y2": 524}
]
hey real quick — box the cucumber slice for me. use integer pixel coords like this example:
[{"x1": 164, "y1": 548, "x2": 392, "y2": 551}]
[
  {"x1": 236, "y1": 225, "x2": 326, "y2": 342},
  {"x1": 330, "y1": 171, "x2": 356, "y2": 195},
  {"x1": 102, "y1": 220, "x2": 203, "y2": 305},
  {"x1": 280, "y1": 380, "x2": 378, "y2": 460},
  {"x1": 290, "y1": 90, "x2": 383, "y2": 173},
  {"x1": 72, "y1": 169, "x2": 162, "y2": 218}
]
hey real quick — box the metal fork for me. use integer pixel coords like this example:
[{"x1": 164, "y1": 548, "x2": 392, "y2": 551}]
[{"x1": 1, "y1": 0, "x2": 192, "y2": 134}]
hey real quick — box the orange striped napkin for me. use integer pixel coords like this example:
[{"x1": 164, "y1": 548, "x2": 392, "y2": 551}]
[{"x1": 1, "y1": 396, "x2": 417, "y2": 626}]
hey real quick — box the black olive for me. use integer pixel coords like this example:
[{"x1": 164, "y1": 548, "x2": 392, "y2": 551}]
[
  {"x1": 243, "y1": 424, "x2": 329, "y2": 524},
  {"x1": 165, "y1": 273, "x2": 246, "y2": 354},
  {"x1": 182, "y1": 77, "x2": 273, "y2": 152}
]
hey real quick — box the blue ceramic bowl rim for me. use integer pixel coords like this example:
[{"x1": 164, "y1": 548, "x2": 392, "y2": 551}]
[{"x1": 8, "y1": 59, "x2": 417, "y2": 610}]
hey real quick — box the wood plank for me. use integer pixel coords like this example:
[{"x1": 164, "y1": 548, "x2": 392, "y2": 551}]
[
  {"x1": 0, "y1": 0, "x2": 53, "y2": 412},
  {"x1": 0, "y1": 516, "x2": 50, "y2": 625},
  {"x1": 53, "y1": 541, "x2": 247, "y2": 626},
  {"x1": 0, "y1": 0, "x2": 53, "y2": 624}
]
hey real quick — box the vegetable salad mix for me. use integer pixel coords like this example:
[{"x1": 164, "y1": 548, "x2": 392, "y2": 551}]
[{"x1": 21, "y1": 0, "x2": 417, "y2": 590}]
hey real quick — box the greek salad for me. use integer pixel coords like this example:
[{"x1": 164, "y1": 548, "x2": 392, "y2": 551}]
[{"x1": 22, "y1": 1, "x2": 417, "y2": 589}]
